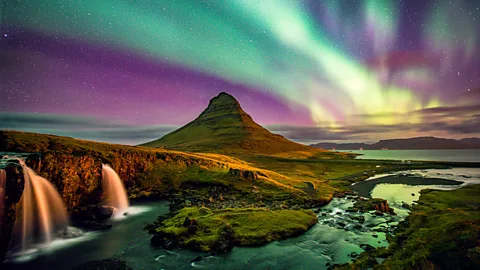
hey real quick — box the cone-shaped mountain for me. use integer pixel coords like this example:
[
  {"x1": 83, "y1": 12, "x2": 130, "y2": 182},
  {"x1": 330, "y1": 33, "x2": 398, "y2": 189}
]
[{"x1": 141, "y1": 92, "x2": 312, "y2": 154}]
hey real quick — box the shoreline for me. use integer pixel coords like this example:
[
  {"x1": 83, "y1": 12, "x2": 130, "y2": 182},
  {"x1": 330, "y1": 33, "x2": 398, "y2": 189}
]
[{"x1": 350, "y1": 175, "x2": 463, "y2": 198}]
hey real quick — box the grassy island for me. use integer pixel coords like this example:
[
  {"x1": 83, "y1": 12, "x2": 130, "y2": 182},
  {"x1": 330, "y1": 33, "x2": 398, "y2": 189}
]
[{"x1": 151, "y1": 207, "x2": 318, "y2": 252}]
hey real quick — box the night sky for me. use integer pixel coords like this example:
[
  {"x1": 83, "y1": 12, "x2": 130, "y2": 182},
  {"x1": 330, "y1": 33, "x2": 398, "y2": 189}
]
[{"x1": 1, "y1": 0, "x2": 480, "y2": 145}]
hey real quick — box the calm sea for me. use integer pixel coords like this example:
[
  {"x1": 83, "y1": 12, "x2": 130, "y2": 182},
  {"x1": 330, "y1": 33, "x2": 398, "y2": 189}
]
[{"x1": 346, "y1": 149, "x2": 480, "y2": 162}]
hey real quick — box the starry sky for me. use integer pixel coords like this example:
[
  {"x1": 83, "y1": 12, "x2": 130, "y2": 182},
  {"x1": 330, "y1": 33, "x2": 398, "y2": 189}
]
[{"x1": 1, "y1": 0, "x2": 480, "y2": 145}]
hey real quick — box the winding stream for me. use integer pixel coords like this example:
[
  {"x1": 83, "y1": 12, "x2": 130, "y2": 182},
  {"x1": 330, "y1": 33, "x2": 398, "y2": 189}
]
[{"x1": 2, "y1": 168, "x2": 480, "y2": 270}]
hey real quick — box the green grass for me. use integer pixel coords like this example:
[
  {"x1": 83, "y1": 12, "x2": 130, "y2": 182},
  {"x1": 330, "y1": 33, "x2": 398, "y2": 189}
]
[
  {"x1": 340, "y1": 184, "x2": 480, "y2": 269},
  {"x1": 155, "y1": 207, "x2": 318, "y2": 252},
  {"x1": 0, "y1": 130, "x2": 338, "y2": 206},
  {"x1": 140, "y1": 93, "x2": 319, "y2": 155}
]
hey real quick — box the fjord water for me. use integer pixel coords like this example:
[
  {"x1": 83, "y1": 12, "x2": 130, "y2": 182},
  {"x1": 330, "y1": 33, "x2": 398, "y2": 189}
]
[
  {"x1": 101, "y1": 164, "x2": 129, "y2": 217},
  {"x1": 9, "y1": 161, "x2": 69, "y2": 253},
  {"x1": 350, "y1": 149, "x2": 480, "y2": 162}
]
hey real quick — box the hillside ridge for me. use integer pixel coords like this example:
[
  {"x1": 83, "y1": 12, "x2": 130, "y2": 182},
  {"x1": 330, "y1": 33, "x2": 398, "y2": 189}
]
[{"x1": 141, "y1": 92, "x2": 314, "y2": 154}]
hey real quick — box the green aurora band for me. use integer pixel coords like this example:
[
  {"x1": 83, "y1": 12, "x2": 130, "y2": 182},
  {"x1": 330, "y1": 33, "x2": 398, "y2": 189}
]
[{"x1": 3, "y1": 0, "x2": 478, "y2": 127}]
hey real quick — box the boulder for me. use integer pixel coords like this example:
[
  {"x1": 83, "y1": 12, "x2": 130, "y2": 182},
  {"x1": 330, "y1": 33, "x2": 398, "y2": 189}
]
[
  {"x1": 228, "y1": 168, "x2": 257, "y2": 181},
  {"x1": 353, "y1": 198, "x2": 395, "y2": 215},
  {"x1": 95, "y1": 206, "x2": 114, "y2": 221},
  {"x1": 183, "y1": 217, "x2": 191, "y2": 227}
]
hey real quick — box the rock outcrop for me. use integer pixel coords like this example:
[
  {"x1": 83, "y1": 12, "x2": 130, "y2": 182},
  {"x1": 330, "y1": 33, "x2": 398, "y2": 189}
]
[
  {"x1": 228, "y1": 168, "x2": 257, "y2": 181},
  {"x1": 349, "y1": 198, "x2": 395, "y2": 215}
]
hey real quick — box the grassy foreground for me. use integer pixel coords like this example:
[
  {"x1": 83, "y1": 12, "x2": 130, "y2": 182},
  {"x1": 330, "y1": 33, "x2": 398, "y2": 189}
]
[
  {"x1": 151, "y1": 207, "x2": 318, "y2": 252},
  {"x1": 338, "y1": 184, "x2": 480, "y2": 269}
]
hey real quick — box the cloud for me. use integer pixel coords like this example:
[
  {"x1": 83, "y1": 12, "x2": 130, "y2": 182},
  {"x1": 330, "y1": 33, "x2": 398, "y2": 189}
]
[
  {"x1": 0, "y1": 112, "x2": 178, "y2": 145},
  {"x1": 2, "y1": 110, "x2": 480, "y2": 146},
  {"x1": 266, "y1": 114, "x2": 480, "y2": 144}
]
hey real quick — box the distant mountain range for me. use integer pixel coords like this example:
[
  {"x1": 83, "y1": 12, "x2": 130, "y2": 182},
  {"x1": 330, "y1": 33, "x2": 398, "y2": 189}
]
[
  {"x1": 310, "y1": 137, "x2": 480, "y2": 150},
  {"x1": 141, "y1": 92, "x2": 315, "y2": 154}
]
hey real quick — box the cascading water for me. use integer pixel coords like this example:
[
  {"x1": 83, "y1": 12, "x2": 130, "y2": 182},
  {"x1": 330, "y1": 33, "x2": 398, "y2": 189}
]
[
  {"x1": 10, "y1": 161, "x2": 69, "y2": 253},
  {"x1": 101, "y1": 164, "x2": 129, "y2": 217}
]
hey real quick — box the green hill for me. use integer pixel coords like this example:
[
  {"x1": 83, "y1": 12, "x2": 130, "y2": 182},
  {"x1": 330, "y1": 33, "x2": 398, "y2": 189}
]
[{"x1": 141, "y1": 92, "x2": 314, "y2": 154}]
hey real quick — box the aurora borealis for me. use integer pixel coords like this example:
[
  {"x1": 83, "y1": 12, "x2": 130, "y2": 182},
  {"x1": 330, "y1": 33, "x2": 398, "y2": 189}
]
[{"x1": 1, "y1": 0, "x2": 480, "y2": 144}]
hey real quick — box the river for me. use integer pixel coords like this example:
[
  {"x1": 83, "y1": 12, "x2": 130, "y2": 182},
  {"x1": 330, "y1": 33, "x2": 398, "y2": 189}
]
[
  {"x1": 3, "y1": 168, "x2": 480, "y2": 270},
  {"x1": 348, "y1": 149, "x2": 480, "y2": 162}
]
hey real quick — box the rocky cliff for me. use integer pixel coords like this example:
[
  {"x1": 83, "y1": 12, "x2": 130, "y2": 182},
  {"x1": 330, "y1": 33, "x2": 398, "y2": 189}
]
[{"x1": 0, "y1": 130, "x2": 238, "y2": 260}]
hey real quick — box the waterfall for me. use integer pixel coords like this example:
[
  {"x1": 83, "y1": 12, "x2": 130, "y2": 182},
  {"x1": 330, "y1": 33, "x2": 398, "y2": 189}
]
[
  {"x1": 101, "y1": 164, "x2": 129, "y2": 217},
  {"x1": 11, "y1": 161, "x2": 69, "y2": 252}
]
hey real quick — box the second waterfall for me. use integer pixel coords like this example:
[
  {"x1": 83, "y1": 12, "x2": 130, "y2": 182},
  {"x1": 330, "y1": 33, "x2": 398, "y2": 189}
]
[{"x1": 101, "y1": 164, "x2": 129, "y2": 217}]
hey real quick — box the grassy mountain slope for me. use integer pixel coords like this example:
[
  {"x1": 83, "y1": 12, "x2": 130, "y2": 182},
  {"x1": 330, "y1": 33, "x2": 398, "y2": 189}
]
[{"x1": 141, "y1": 92, "x2": 317, "y2": 154}]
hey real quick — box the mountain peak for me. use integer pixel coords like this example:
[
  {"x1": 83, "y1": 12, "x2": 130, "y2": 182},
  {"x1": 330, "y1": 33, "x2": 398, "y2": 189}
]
[
  {"x1": 199, "y1": 92, "x2": 246, "y2": 120},
  {"x1": 216, "y1": 92, "x2": 237, "y2": 101},
  {"x1": 141, "y1": 92, "x2": 313, "y2": 154},
  {"x1": 206, "y1": 92, "x2": 241, "y2": 108}
]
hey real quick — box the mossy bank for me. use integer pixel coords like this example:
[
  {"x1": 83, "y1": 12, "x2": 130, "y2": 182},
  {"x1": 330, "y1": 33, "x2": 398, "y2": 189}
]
[{"x1": 336, "y1": 184, "x2": 480, "y2": 269}]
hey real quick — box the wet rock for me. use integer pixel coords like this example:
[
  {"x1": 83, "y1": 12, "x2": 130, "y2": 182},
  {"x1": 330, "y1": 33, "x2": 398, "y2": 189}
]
[
  {"x1": 374, "y1": 210, "x2": 384, "y2": 216},
  {"x1": 60, "y1": 227, "x2": 85, "y2": 239},
  {"x1": 188, "y1": 225, "x2": 198, "y2": 234},
  {"x1": 353, "y1": 198, "x2": 395, "y2": 215},
  {"x1": 346, "y1": 207, "x2": 357, "y2": 213},
  {"x1": 337, "y1": 221, "x2": 346, "y2": 227},
  {"x1": 353, "y1": 224, "x2": 363, "y2": 230},
  {"x1": 349, "y1": 251, "x2": 359, "y2": 258},
  {"x1": 360, "y1": 244, "x2": 375, "y2": 253},
  {"x1": 212, "y1": 224, "x2": 234, "y2": 253},
  {"x1": 70, "y1": 205, "x2": 115, "y2": 228},
  {"x1": 191, "y1": 256, "x2": 202, "y2": 263},
  {"x1": 352, "y1": 215, "x2": 365, "y2": 223},
  {"x1": 150, "y1": 234, "x2": 164, "y2": 247},
  {"x1": 183, "y1": 217, "x2": 191, "y2": 227},
  {"x1": 95, "y1": 206, "x2": 114, "y2": 220}
]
